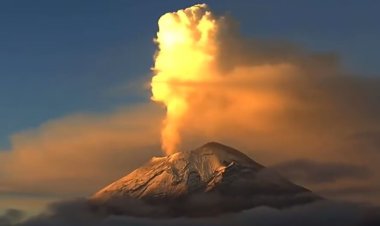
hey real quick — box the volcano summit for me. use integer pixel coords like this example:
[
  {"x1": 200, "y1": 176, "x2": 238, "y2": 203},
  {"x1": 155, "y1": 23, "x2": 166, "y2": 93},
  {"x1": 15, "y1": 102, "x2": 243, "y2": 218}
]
[{"x1": 91, "y1": 142, "x2": 320, "y2": 217}]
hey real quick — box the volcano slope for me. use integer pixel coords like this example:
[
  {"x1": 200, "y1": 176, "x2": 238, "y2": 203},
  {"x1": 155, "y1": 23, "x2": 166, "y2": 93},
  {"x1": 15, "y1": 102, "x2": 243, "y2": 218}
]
[{"x1": 91, "y1": 142, "x2": 320, "y2": 217}]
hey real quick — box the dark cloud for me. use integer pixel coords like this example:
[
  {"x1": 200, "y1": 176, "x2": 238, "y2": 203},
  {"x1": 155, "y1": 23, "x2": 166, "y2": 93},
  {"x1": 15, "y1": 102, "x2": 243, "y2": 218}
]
[
  {"x1": 271, "y1": 159, "x2": 371, "y2": 184},
  {"x1": 3, "y1": 198, "x2": 379, "y2": 226},
  {"x1": 320, "y1": 185, "x2": 380, "y2": 197},
  {"x1": 91, "y1": 191, "x2": 319, "y2": 218},
  {"x1": 356, "y1": 206, "x2": 380, "y2": 226}
]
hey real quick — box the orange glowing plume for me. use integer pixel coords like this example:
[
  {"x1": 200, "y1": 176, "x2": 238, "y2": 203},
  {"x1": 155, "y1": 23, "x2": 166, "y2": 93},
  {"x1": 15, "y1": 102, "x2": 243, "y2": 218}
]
[{"x1": 151, "y1": 4, "x2": 219, "y2": 155}]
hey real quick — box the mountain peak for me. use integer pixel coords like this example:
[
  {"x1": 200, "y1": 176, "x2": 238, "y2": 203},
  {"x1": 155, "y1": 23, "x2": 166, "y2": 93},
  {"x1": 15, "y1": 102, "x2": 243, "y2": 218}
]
[
  {"x1": 200, "y1": 141, "x2": 227, "y2": 148},
  {"x1": 91, "y1": 142, "x2": 320, "y2": 217},
  {"x1": 194, "y1": 141, "x2": 261, "y2": 167}
]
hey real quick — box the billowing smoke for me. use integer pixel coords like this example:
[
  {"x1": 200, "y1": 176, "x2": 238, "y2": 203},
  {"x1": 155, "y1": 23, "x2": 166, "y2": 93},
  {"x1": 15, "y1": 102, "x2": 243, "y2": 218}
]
[
  {"x1": 151, "y1": 4, "x2": 302, "y2": 155},
  {"x1": 151, "y1": 4, "x2": 220, "y2": 155}
]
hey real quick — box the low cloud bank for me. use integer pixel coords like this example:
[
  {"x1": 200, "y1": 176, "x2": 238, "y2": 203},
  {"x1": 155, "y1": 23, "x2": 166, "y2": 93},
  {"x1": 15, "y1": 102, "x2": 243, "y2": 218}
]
[{"x1": 0, "y1": 198, "x2": 379, "y2": 226}]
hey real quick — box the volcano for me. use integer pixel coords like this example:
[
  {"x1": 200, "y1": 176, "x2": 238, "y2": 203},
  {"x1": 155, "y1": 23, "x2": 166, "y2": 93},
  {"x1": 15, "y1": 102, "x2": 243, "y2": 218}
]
[{"x1": 91, "y1": 142, "x2": 320, "y2": 217}]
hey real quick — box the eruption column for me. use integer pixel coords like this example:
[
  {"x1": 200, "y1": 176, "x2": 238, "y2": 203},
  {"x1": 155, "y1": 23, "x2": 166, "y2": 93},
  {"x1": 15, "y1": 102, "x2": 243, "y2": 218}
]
[{"x1": 151, "y1": 4, "x2": 219, "y2": 155}]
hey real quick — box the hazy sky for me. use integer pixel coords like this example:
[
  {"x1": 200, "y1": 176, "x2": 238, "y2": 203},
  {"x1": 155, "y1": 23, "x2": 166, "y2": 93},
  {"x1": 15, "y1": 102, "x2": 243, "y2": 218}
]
[
  {"x1": 1, "y1": 0, "x2": 379, "y2": 150},
  {"x1": 1, "y1": 0, "x2": 380, "y2": 221}
]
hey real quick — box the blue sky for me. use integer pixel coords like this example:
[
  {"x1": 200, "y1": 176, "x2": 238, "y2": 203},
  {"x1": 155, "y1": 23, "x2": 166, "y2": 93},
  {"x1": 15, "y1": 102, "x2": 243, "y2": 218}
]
[{"x1": 0, "y1": 0, "x2": 379, "y2": 150}]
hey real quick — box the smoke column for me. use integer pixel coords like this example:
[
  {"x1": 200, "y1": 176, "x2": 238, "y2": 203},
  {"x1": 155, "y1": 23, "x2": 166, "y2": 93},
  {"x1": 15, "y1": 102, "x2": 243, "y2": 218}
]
[
  {"x1": 151, "y1": 4, "x2": 298, "y2": 156},
  {"x1": 151, "y1": 4, "x2": 220, "y2": 155}
]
